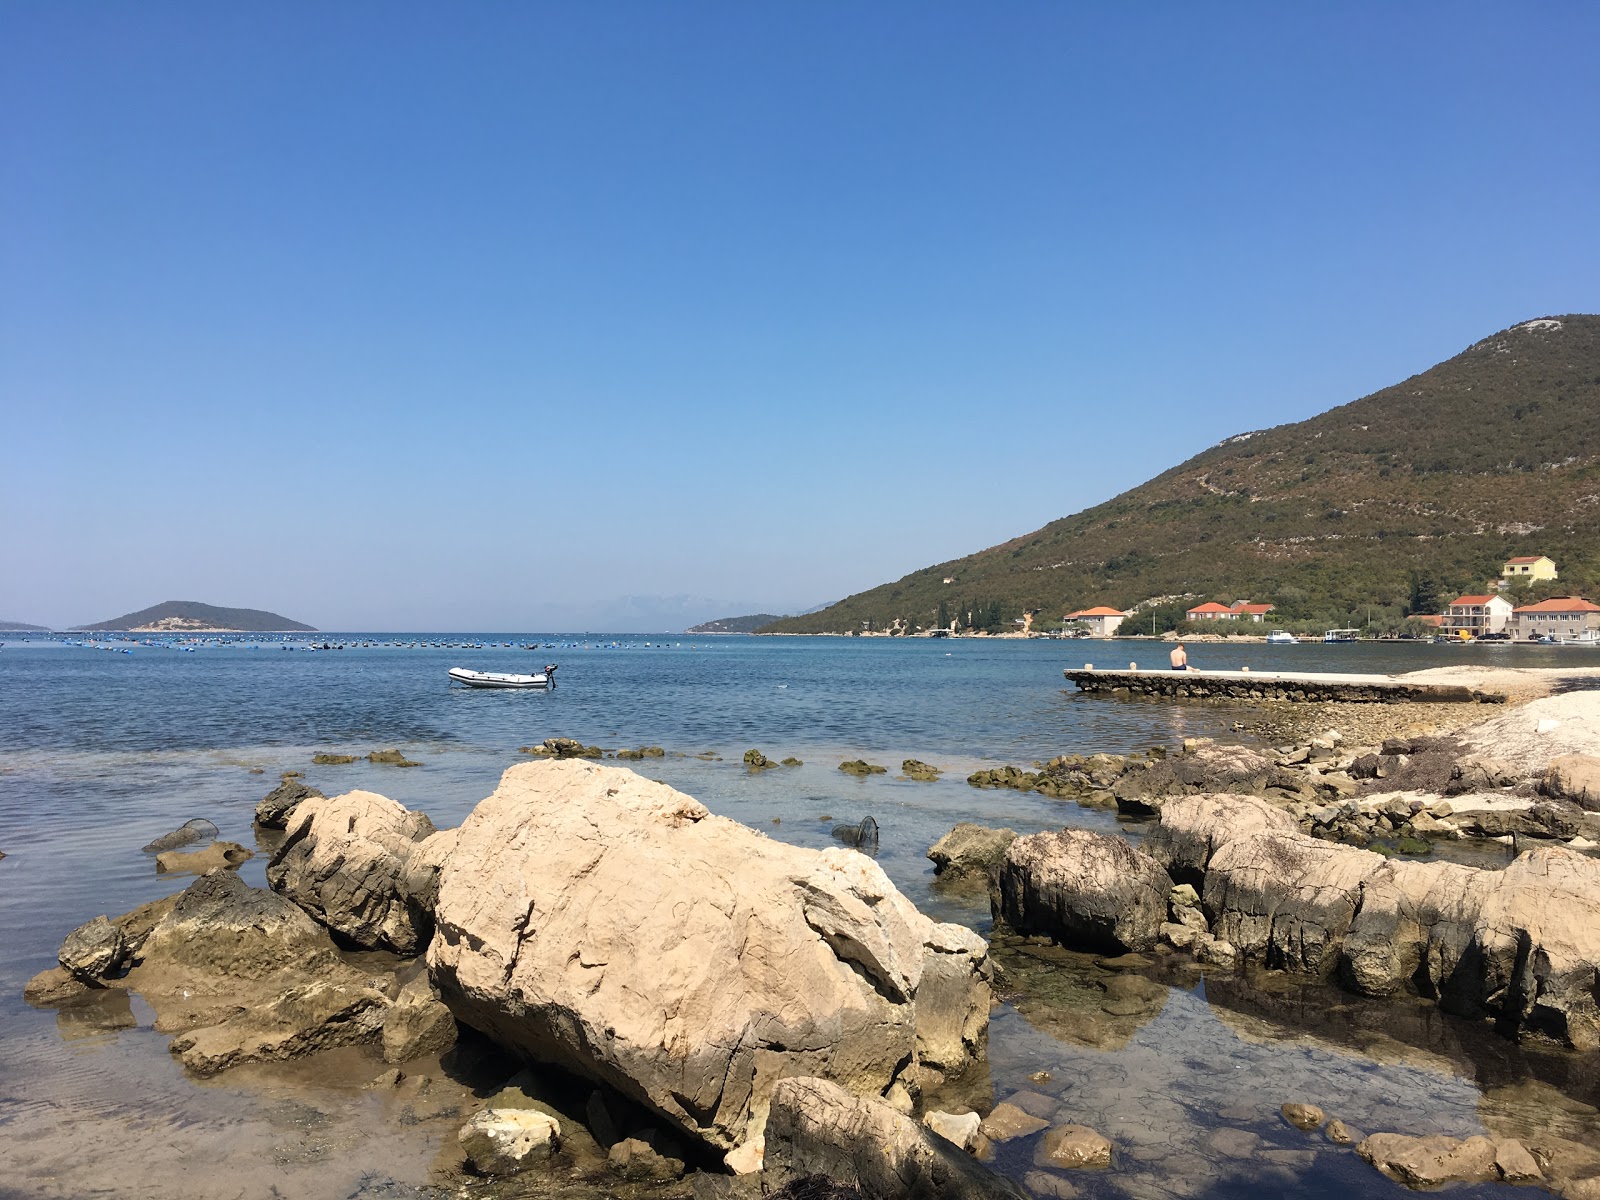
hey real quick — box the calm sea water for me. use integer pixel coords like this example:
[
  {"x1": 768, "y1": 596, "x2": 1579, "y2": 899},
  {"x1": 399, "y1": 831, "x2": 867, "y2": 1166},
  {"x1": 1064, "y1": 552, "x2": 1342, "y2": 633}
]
[{"x1": 1, "y1": 633, "x2": 1594, "y2": 1199}]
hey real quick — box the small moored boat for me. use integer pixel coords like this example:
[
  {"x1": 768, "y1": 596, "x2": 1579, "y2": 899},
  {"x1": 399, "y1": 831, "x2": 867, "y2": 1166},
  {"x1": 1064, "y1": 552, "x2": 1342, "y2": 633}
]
[
  {"x1": 448, "y1": 663, "x2": 559, "y2": 689},
  {"x1": 1266, "y1": 630, "x2": 1298, "y2": 645}
]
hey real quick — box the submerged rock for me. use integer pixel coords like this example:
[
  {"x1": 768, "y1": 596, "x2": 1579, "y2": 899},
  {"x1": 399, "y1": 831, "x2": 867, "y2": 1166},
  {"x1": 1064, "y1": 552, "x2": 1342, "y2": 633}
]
[
  {"x1": 1356, "y1": 1133, "x2": 1541, "y2": 1188},
  {"x1": 902, "y1": 759, "x2": 942, "y2": 782},
  {"x1": 743, "y1": 749, "x2": 777, "y2": 769},
  {"x1": 839, "y1": 759, "x2": 888, "y2": 776},
  {"x1": 763, "y1": 1076, "x2": 1025, "y2": 1199},
  {"x1": 1033, "y1": 1124, "x2": 1113, "y2": 1170},
  {"x1": 522, "y1": 737, "x2": 602, "y2": 759},
  {"x1": 994, "y1": 830, "x2": 1170, "y2": 954},
  {"x1": 312, "y1": 752, "x2": 358, "y2": 765},
  {"x1": 155, "y1": 840, "x2": 252, "y2": 875},
  {"x1": 427, "y1": 761, "x2": 991, "y2": 1159},
  {"x1": 367, "y1": 748, "x2": 422, "y2": 767}
]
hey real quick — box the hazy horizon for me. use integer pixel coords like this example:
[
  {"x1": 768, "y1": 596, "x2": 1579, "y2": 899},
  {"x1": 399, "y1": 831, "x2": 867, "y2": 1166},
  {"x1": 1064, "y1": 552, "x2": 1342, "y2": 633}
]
[{"x1": 5, "y1": 5, "x2": 1598, "y2": 630}]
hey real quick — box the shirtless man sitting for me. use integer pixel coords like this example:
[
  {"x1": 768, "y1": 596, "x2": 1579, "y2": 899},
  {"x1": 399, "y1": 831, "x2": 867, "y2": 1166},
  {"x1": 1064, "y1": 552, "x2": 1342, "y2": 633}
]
[{"x1": 1169, "y1": 642, "x2": 1190, "y2": 671}]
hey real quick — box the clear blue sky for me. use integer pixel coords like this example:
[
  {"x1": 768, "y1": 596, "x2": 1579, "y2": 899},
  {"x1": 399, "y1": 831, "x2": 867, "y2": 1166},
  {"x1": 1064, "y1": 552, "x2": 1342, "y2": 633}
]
[{"x1": 3, "y1": 3, "x2": 1597, "y2": 630}]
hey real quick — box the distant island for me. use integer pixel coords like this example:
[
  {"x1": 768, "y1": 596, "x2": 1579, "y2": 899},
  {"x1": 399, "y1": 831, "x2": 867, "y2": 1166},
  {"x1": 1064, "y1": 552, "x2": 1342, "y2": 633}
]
[
  {"x1": 0, "y1": 619, "x2": 48, "y2": 632},
  {"x1": 685, "y1": 614, "x2": 785, "y2": 634},
  {"x1": 76, "y1": 600, "x2": 317, "y2": 633}
]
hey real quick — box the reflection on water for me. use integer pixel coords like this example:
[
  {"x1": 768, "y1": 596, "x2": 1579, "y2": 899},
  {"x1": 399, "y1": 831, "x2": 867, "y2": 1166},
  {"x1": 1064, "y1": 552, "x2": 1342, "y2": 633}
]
[{"x1": 2, "y1": 635, "x2": 1597, "y2": 1198}]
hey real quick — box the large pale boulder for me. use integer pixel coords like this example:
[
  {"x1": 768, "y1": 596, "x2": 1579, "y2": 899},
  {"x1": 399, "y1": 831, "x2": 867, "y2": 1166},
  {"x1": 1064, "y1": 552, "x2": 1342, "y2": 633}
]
[
  {"x1": 993, "y1": 829, "x2": 1170, "y2": 954},
  {"x1": 427, "y1": 761, "x2": 991, "y2": 1156},
  {"x1": 266, "y1": 790, "x2": 446, "y2": 954},
  {"x1": 762, "y1": 1076, "x2": 1025, "y2": 1200}
]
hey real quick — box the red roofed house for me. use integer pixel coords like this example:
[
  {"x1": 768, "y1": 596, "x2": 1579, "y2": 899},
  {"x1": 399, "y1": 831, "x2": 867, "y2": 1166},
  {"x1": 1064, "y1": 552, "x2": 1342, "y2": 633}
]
[
  {"x1": 1186, "y1": 600, "x2": 1277, "y2": 623},
  {"x1": 1065, "y1": 606, "x2": 1129, "y2": 638},
  {"x1": 1512, "y1": 597, "x2": 1600, "y2": 641},
  {"x1": 1444, "y1": 594, "x2": 1514, "y2": 637}
]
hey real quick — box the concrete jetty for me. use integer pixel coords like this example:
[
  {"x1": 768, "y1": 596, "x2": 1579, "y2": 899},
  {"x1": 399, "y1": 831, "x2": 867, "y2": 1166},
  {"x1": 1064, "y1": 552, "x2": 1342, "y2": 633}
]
[{"x1": 1062, "y1": 666, "x2": 1506, "y2": 704}]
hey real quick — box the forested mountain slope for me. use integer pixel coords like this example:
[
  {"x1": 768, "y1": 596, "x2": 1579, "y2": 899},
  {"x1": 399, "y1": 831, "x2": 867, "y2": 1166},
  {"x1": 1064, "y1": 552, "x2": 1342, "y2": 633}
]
[{"x1": 765, "y1": 316, "x2": 1600, "y2": 634}]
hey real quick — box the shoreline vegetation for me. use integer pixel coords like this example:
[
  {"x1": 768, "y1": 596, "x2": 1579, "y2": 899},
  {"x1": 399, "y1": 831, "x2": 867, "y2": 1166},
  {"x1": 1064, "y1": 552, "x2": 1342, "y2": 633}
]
[{"x1": 22, "y1": 657, "x2": 1600, "y2": 1199}]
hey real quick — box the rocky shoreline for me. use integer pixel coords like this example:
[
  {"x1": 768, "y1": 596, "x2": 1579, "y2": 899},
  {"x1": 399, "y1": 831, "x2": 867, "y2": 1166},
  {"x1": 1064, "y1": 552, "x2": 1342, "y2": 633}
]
[{"x1": 21, "y1": 671, "x2": 1600, "y2": 1199}]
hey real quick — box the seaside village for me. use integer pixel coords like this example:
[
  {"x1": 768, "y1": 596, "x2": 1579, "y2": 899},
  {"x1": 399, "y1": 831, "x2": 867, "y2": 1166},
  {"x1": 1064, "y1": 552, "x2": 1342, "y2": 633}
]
[{"x1": 1061, "y1": 554, "x2": 1600, "y2": 643}]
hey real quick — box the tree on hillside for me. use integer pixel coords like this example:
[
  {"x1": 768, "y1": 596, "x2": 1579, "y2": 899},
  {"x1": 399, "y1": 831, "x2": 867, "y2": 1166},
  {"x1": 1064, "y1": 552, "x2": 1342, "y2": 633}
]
[{"x1": 1407, "y1": 571, "x2": 1444, "y2": 616}]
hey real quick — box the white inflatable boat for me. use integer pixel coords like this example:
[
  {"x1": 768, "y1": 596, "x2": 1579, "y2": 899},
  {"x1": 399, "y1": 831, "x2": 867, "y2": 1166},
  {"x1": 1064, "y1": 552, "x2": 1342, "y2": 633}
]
[{"x1": 448, "y1": 663, "x2": 558, "y2": 689}]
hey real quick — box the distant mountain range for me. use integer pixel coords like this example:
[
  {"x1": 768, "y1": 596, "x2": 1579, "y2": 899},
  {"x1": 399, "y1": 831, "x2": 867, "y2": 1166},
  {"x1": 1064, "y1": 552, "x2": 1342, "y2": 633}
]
[
  {"x1": 763, "y1": 316, "x2": 1600, "y2": 634},
  {"x1": 76, "y1": 601, "x2": 316, "y2": 633},
  {"x1": 0, "y1": 619, "x2": 47, "y2": 631}
]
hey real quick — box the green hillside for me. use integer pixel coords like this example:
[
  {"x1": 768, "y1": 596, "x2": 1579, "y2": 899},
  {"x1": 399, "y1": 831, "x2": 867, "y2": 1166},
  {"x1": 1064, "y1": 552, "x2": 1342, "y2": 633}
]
[
  {"x1": 78, "y1": 601, "x2": 316, "y2": 632},
  {"x1": 764, "y1": 316, "x2": 1600, "y2": 635},
  {"x1": 686, "y1": 614, "x2": 785, "y2": 634}
]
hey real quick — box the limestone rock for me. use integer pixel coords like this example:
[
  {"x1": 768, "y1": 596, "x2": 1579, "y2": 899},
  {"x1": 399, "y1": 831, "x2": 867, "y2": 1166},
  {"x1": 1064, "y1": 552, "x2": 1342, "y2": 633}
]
[
  {"x1": 367, "y1": 748, "x2": 422, "y2": 767},
  {"x1": 255, "y1": 779, "x2": 324, "y2": 829},
  {"x1": 1325, "y1": 1119, "x2": 1358, "y2": 1145},
  {"x1": 59, "y1": 915, "x2": 125, "y2": 980},
  {"x1": 459, "y1": 1108, "x2": 560, "y2": 1175},
  {"x1": 1110, "y1": 742, "x2": 1277, "y2": 815},
  {"x1": 839, "y1": 759, "x2": 888, "y2": 776},
  {"x1": 266, "y1": 790, "x2": 444, "y2": 954},
  {"x1": 155, "y1": 840, "x2": 252, "y2": 875},
  {"x1": 922, "y1": 1110, "x2": 982, "y2": 1151},
  {"x1": 1153, "y1": 797, "x2": 1600, "y2": 1049},
  {"x1": 171, "y1": 978, "x2": 388, "y2": 1076},
  {"x1": 993, "y1": 830, "x2": 1170, "y2": 954},
  {"x1": 979, "y1": 1102, "x2": 1050, "y2": 1141},
  {"x1": 928, "y1": 824, "x2": 1017, "y2": 879},
  {"x1": 608, "y1": 1136, "x2": 684, "y2": 1181},
  {"x1": 1033, "y1": 1125, "x2": 1112, "y2": 1170},
  {"x1": 1545, "y1": 755, "x2": 1600, "y2": 810},
  {"x1": 1280, "y1": 1103, "x2": 1325, "y2": 1131},
  {"x1": 763, "y1": 1076, "x2": 1025, "y2": 1199},
  {"x1": 427, "y1": 761, "x2": 991, "y2": 1155},
  {"x1": 97, "y1": 871, "x2": 393, "y2": 1073},
  {"x1": 381, "y1": 974, "x2": 458, "y2": 1063},
  {"x1": 1357, "y1": 1133, "x2": 1500, "y2": 1187},
  {"x1": 903, "y1": 760, "x2": 942, "y2": 782},
  {"x1": 1142, "y1": 793, "x2": 1299, "y2": 885},
  {"x1": 24, "y1": 966, "x2": 92, "y2": 1006}
]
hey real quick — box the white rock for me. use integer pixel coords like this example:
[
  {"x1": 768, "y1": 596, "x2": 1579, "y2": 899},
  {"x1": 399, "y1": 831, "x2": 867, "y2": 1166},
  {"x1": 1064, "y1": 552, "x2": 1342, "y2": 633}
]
[{"x1": 428, "y1": 761, "x2": 991, "y2": 1156}]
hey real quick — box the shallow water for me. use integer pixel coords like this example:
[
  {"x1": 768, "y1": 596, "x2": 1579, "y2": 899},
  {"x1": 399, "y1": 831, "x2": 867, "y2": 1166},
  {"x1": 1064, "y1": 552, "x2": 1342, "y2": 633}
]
[{"x1": 2, "y1": 634, "x2": 1596, "y2": 1199}]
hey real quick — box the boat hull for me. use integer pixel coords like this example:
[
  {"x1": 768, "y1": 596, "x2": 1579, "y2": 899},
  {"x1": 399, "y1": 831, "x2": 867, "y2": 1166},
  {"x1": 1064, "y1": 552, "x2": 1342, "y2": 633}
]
[{"x1": 448, "y1": 667, "x2": 553, "y2": 689}]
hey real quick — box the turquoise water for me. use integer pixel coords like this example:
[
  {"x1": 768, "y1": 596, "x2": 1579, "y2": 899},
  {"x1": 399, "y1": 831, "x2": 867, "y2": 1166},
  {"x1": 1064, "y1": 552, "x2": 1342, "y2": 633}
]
[{"x1": 1, "y1": 634, "x2": 1593, "y2": 1199}]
